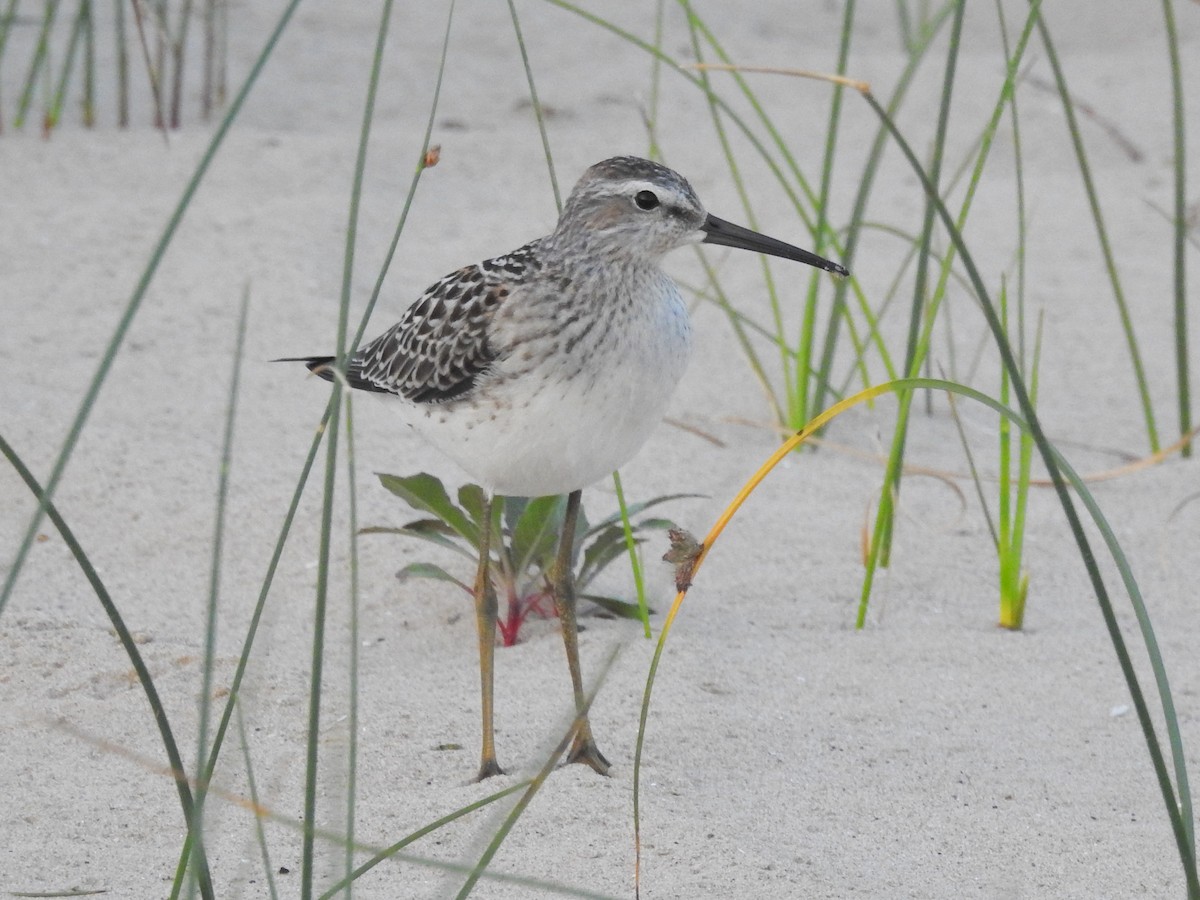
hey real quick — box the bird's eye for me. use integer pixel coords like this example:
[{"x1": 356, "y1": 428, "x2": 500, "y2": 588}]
[{"x1": 634, "y1": 190, "x2": 660, "y2": 211}]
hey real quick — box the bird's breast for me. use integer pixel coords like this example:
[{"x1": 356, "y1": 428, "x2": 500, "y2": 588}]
[{"x1": 422, "y1": 268, "x2": 693, "y2": 496}]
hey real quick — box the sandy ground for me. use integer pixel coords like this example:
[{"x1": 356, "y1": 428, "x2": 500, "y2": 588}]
[{"x1": 2, "y1": 2, "x2": 1199, "y2": 897}]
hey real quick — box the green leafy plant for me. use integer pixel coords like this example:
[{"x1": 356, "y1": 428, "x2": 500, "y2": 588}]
[{"x1": 362, "y1": 472, "x2": 692, "y2": 646}]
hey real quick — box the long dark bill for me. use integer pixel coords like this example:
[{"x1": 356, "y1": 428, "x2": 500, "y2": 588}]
[{"x1": 701, "y1": 214, "x2": 848, "y2": 278}]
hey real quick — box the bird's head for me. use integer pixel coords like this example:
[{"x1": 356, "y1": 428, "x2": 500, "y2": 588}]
[{"x1": 553, "y1": 156, "x2": 848, "y2": 276}]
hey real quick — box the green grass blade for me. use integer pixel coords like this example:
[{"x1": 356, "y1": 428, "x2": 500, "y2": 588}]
[
  {"x1": 860, "y1": 0, "x2": 1042, "y2": 620},
  {"x1": 187, "y1": 285, "x2": 250, "y2": 895},
  {"x1": 169, "y1": 0, "x2": 194, "y2": 127},
  {"x1": 236, "y1": 699, "x2": 280, "y2": 900},
  {"x1": 303, "y1": 394, "x2": 339, "y2": 900},
  {"x1": 858, "y1": 0, "x2": 964, "y2": 617},
  {"x1": 350, "y1": 0, "x2": 456, "y2": 353},
  {"x1": 45, "y1": 0, "x2": 85, "y2": 131},
  {"x1": 81, "y1": 0, "x2": 95, "y2": 126},
  {"x1": 796, "y1": 0, "x2": 854, "y2": 426},
  {"x1": 13, "y1": 0, "x2": 58, "y2": 129},
  {"x1": 343, "y1": 392, "x2": 361, "y2": 898},
  {"x1": 316, "y1": 781, "x2": 524, "y2": 898},
  {"x1": 1161, "y1": 0, "x2": 1190, "y2": 455},
  {"x1": 611, "y1": 470, "x2": 650, "y2": 637},
  {"x1": 812, "y1": 2, "x2": 955, "y2": 415},
  {"x1": 0, "y1": 433, "x2": 214, "y2": 900},
  {"x1": 301, "y1": 0, "x2": 399, "y2": 891},
  {"x1": 505, "y1": 0, "x2": 560, "y2": 211},
  {"x1": 173, "y1": 400, "x2": 334, "y2": 894},
  {"x1": 1035, "y1": 16, "x2": 1160, "y2": 452},
  {"x1": 682, "y1": 10, "x2": 793, "y2": 418},
  {"x1": 378, "y1": 473, "x2": 479, "y2": 545},
  {"x1": 1, "y1": 0, "x2": 306, "y2": 618},
  {"x1": 865, "y1": 82, "x2": 1199, "y2": 891},
  {"x1": 180, "y1": 6, "x2": 458, "y2": 881}
]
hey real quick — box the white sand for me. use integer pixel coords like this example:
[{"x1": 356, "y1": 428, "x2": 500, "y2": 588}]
[{"x1": 2, "y1": 2, "x2": 1198, "y2": 897}]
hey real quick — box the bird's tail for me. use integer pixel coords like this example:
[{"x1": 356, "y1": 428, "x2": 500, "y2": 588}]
[
  {"x1": 273, "y1": 355, "x2": 337, "y2": 382},
  {"x1": 272, "y1": 356, "x2": 389, "y2": 394}
]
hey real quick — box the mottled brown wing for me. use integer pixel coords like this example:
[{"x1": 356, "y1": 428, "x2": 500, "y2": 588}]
[{"x1": 351, "y1": 242, "x2": 542, "y2": 404}]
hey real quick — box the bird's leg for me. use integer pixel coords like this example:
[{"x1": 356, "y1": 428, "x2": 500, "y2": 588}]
[
  {"x1": 552, "y1": 489, "x2": 610, "y2": 775},
  {"x1": 473, "y1": 494, "x2": 504, "y2": 780}
]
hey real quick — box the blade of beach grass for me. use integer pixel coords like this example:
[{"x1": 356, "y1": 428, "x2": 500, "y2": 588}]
[
  {"x1": 645, "y1": 0, "x2": 666, "y2": 162},
  {"x1": 129, "y1": 0, "x2": 169, "y2": 140},
  {"x1": 169, "y1": 0, "x2": 194, "y2": 127},
  {"x1": 810, "y1": 2, "x2": 956, "y2": 415},
  {"x1": 82, "y1": 0, "x2": 95, "y2": 126},
  {"x1": 54, "y1": 715, "x2": 592, "y2": 896},
  {"x1": 114, "y1": 0, "x2": 129, "y2": 125},
  {"x1": 795, "y1": 0, "x2": 854, "y2": 428},
  {"x1": 680, "y1": 19, "x2": 903, "y2": 407},
  {"x1": 173, "y1": 6, "x2": 460, "y2": 886},
  {"x1": 13, "y1": 0, "x2": 58, "y2": 129},
  {"x1": 314, "y1": 778, "x2": 622, "y2": 899},
  {"x1": 505, "y1": 0, "x2": 560, "y2": 211},
  {"x1": 682, "y1": 20, "x2": 955, "y2": 415},
  {"x1": 859, "y1": 0, "x2": 1042, "y2": 623},
  {"x1": 0, "y1": 0, "x2": 305, "y2": 617},
  {"x1": 684, "y1": 14, "x2": 795, "y2": 418},
  {"x1": 201, "y1": 0, "x2": 214, "y2": 116},
  {"x1": 1160, "y1": 0, "x2": 1190, "y2": 456},
  {"x1": 313, "y1": 780, "x2": 529, "y2": 898},
  {"x1": 0, "y1": 0, "x2": 17, "y2": 127},
  {"x1": 862, "y1": 0, "x2": 963, "y2": 583},
  {"x1": 995, "y1": 0, "x2": 1029, "y2": 370},
  {"x1": 176, "y1": 0, "x2": 453, "y2": 886},
  {"x1": 611, "y1": 469, "x2": 651, "y2": 636},
  {"x1": 300, "y1": 0, "x2": 402, "y2": 891},
  {"x1": 343, "y1": 391, "x2": 361, "y2": 896},
  {"x1": 45, "y1": 2, "x2": 87, "y2": 132},
  {"x1": 1034, "y1": 13, "x2": 1160, "y2": 453},
  {"x1": 187, "y1": 286, "x2": 251, "y2": 896},
  {"x1": 632, "y1": 383, "x2": 894, "y2": 891},
  {"x1": 0, "y1": 434, "x2": 215, "y2": 900},
  {"x1": 680, "y1": 5, "x2": 870, "y2": 423},
  {"x1": 859, "y1": 81, "x2": 1199, "y2": 893},
  {"x1": 235, "y1": 699, "x2": 280, "y2": 900},
  {"x1": 632, "y1": 377, "x2": 1197, "y2": 896}
]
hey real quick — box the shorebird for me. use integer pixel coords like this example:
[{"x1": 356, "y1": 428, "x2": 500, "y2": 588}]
[{"x1": 285, "y1": 156, "x2": 847, "y2": 780}]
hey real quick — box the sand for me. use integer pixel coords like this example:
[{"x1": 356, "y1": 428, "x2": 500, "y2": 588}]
[{"x1": 2, "y1": 2, "x2": 1198, "y2": 897}]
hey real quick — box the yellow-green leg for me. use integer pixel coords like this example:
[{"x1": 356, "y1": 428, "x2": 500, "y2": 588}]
[
  {"x1": 474, "y1": 494, "x2": 504, "y2": 780},
  {"x1": 553, "y1": 489, "x2": 610, "y2": 775}
]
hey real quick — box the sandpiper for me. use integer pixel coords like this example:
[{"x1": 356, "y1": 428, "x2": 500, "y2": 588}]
[{"x1": 285, "y1": 156, "x2": 847, "y2": 780}]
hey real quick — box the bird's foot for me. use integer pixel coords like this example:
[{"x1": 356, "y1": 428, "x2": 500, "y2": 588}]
[
  {"x1": 476, "y1": 757, "x2": 506, "y2": 781},
  {"x1": 566, "y1": 733, "x2": 610, "y2": 776}
]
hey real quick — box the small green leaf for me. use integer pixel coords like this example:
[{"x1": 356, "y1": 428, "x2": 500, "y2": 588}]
[
  {"x1": 360, "y1": 519, "x2": 477, "y2": 561},
  {"x1": 458, "y1": 483, "x2": 488, "y2": 526},
  {"x1": 512, "y1": 495, "x2": 563, "y2": 574},
  {"x1": 502, "y1": 495, "x2": 528, "y2": 535},
  {"x1": 396, "y1": 562, "x2": 471, "y2": 593},
  {"x1": 579, "y1": 526, "x2": 645, "y2": 589},
  {"x1": 400, "y1": 520, "x2": 479, "y2": 560},
  {"x1": 581, "y1": 594, "x2": 653, "y2": 620},
  {"x1": 634, "y1": 517, "x2": 678, "y2": 532},
  {"x1": 377, "y1": 472, "x2": 479, "y2": 546}
]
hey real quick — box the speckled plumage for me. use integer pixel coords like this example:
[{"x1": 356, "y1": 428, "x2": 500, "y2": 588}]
[
  {"x1": 291, "y1": 156, "x2": 846, "y2": 497},
  {"x1": 284, "y1": 156, "x2": 847, "y2": 779}
]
